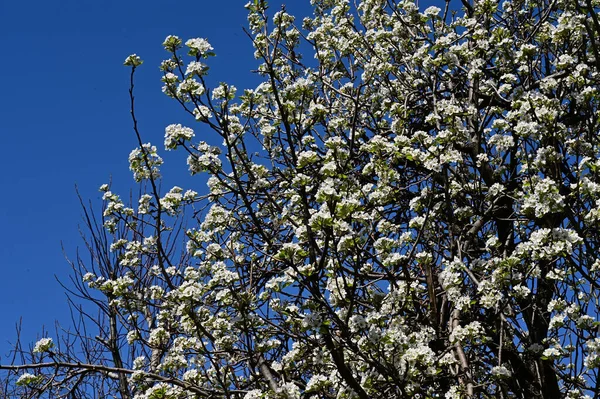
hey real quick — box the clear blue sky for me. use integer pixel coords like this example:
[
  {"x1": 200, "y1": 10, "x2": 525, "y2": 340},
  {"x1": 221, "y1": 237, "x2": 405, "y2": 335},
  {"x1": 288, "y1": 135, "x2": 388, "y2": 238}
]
[{"x1": 0, "y1": 0, "x2": 314, "y2": 358}]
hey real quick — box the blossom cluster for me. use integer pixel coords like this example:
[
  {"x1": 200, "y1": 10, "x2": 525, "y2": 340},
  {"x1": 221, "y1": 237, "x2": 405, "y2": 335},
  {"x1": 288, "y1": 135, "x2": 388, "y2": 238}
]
[{"x1": 13, "y1": 0, "x2": 600, "y2": 398}]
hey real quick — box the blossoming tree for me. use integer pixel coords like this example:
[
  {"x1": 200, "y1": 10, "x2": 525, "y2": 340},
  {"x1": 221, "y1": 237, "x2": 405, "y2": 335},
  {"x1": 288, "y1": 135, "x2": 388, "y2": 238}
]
[{"x1": 3, "y1": 0, "x2": 600, "y2": 397}]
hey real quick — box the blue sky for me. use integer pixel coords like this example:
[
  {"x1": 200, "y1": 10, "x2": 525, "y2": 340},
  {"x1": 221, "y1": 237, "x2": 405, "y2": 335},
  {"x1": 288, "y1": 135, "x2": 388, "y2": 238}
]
[{"x1": 0, "y1": 0, "x2": 314, "y2": 358}]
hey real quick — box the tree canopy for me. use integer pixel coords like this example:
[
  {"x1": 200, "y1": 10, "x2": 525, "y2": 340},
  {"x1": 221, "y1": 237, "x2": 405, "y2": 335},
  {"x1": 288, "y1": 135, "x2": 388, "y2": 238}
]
[{"x1": 3, "y1": 0, "x2": 600, "y2": 397}]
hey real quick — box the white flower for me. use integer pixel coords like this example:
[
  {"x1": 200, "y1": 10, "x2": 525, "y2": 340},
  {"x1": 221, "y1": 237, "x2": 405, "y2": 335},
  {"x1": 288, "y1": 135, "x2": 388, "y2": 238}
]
[
  {"x1": 423, "y1": 6, "x2": 441, "y2": 16},
  {"x1": 556, "y1": 54, "x2": 575, "y2": 69},
  {"x1": 148, "y1": 327, "x2": 170, "y2": 347},
  {"x1": 543, "y1": 347, "x2": 562, "y2": 359},
  {"x1": 193, "y1": 105, "x2": 213, "y2": 121},
  {"x1": 277, "y1": 382, "x2": 300, "y2": 399},
  {"x1": 128, "y1": 143, "x2": 163, "y2": 182},
  {"x1": 16, "y1": 373, "x2": 40, "y2": 387},
  {"x1": 123, "y1": 54, "x2": 143, "y2": 67},
  {"x1": 585, "y1": 338, "x2": 600, "y2": 368},
  {"x1": 522, "y1": 178, "x2": 564, "y2": 218},
  {"x1": 162, "y1": 35, "x2": 182, "y2": 51},
  {"x1": 164, "y1": 124, "x2": 194, "y2": 150},
  {"x1": 212, "y1": 84, "x2": 236, "y2": 100},
  {"x1": 185, "y1": 61, "x2": 206, "y2": 76},
  {"x1": 127, "y1": 330, "x2": 140, "y2": 344},
  {"x1": 450, "y1": 321, "x2": 485, "y2": 344},
  {"x1": 296, "y1": 150, "x2": 319, "y2": 168},
  {"x1": 133, "y1": 356, "x2": 146, "y2": 370},
  {"x1": 183, "y1": 189, "x2": 197, "y2": 201},
  {"x1": 186, "y1": 38, "x2": 213, "y2": 56},
  {"x1": 33, "y1": 337, "x2": 54, "y2": 353},
  {"x1": 488, "y1": 134, "x2": 515, "y2": 152},
  {"x1": 243, "y1": 389, "x2": 264, "y2": 399},
  {"x1": 512, "y1": 285, "x2": 531, "y2": 298},
  {"x1": 349, "y1": 314, "x2": 368, "y2": 332},
  {"x1": 485, "y1": 235, "x2": 499, "y2": 249},
  {"x1": 445, "y1": 386, "x2": 462, "y2": 399},
  {"x1": 491, "y1": 365, "x2": 512, "y2": 379}
]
